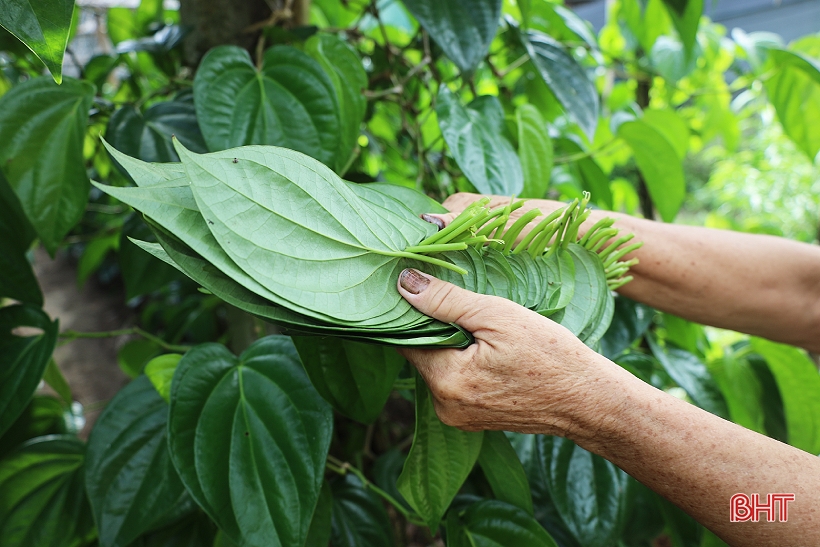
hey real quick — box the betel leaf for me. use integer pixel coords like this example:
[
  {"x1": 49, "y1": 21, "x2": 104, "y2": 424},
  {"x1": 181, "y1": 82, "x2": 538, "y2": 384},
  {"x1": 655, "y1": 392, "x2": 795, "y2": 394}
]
[
  {"x1": 193, "y1": 45, "x2": 340, "y2": 166},
  {"x1": 600, "y1": 296, "x2": 654, "y2": 359},
  {"x1": 436, "y1": 88, "x2": 524, "y2": 196},
  {"x1": 0, "y1": 436, "x2": 95, "y2": 547},
  {"x1": 478, "y1": 431, "x2": 534, "y2": 514},
  {"x1": 118, "y1": 214, "x2": 182, "y2": 300},
  {"x1": 305, "y1": 481, "x2": 333, "y2": 547},
  {"x1": 106, "y1": 101, "x2": 207, "y2": 164},
  {"x1": 305, "y1": 33, "x2": 367, "y2": 174},
  {"x1": 642, "y1": 109, "x2": 689, "y2": 160},
  {"x1": 446, "y1": 499, "x2": 559, "y2": 547},
  {"x1": 0, "y1": 0, "x2": 75, "y2": 83},
  {"x1": 144, "y1": 354, "x2": 181, "y2": 403},
  {"x1": 0, "y1": 77, "x2": 95, "y2": 253},
  {"x1": 397, "y1": 376, "x2": 483, "y2": 530},
  {"x1": 751, "y1": 338, "x2": 820, "y2": 455},
  {"x1": 292, "y1": 336, "x2": 405, "y2": 424},
  {"x1": 515, "y1": 104, "x2": 553, "y2": 199},
  {"x1": 617, "y1": 119, "x2": 685, "y2": 222},
  {"x1": 647, "y1": 336, "x2": 729, "y2": 419},
  {"x1": 0, "y1": 396, "x2": 67, "y2": 461},
  {"x1": 129, "y1": 512, "x2": 216, "y2": 547},
  {"x1": 167, "y1": 336, "x2": 333, "y2": 547},
  {"x1": 538, "y1": 436, "x2": 628, "y2": 547},
  {"x1": 555, "y1": 138, "x2": 612, "y2": 210},
  {"x1": 765, "y1": 49, "x2": 820, "y2": 161},
  {"x1": 521, "y1": 30, "x2": 599, "y2": 138},
  {"x1": 0, "y1": 305, "x2": 59, "y2": 437},
  {"x1": 399, "y1": 0, "x2": 501, "y2": 74},
  {"x1": 86, "y1": 376, "x2": 192, "y2": 547},
  {"x1": 330, "y1": 475, "x2": 395, "y2": 547},
  {"x1": 0, "y1": 169, "x2": 41, "y2": 305}
]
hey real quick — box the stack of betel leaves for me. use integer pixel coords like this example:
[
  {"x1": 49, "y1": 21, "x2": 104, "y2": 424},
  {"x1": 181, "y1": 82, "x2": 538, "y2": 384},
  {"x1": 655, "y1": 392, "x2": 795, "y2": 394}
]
[{"x1": 94, "y1": 139, "x2": 641, "y2": 349}]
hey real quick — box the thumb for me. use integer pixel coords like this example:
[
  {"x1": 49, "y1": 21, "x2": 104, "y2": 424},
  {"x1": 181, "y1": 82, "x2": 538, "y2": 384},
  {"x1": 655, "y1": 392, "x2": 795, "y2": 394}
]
[{"x1": 397, "y1": 268, "x2": 492, "y2": 332}]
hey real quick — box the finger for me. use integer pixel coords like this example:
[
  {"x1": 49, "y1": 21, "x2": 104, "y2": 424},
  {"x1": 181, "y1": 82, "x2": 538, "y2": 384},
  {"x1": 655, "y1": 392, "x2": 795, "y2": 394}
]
[
  {"x1": 420, "y1": 213, "x2": 455, "y2": 229},
  {"x1": 397, "y1": 268, "x2": 499, "y2": 332}
]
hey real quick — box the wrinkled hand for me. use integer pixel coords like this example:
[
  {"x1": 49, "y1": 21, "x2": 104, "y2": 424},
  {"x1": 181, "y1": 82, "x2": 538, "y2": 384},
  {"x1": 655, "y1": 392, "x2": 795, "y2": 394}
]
[{"x1": 396, "y1": 268, "x2": 618, "y2": 437}]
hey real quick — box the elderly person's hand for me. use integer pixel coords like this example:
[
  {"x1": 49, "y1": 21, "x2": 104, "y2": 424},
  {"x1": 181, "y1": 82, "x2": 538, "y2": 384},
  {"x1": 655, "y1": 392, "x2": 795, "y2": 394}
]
[{"x1": 396, "y1": 268, "x2": 621, "y2": 439}]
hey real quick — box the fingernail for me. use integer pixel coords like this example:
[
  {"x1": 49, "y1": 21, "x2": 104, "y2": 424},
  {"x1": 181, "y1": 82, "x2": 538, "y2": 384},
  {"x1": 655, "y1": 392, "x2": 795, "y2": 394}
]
[
  {"x1": 400, "y1": 268, "x2": 430, "y2": 294},
  {"x1": 421, "y1": 214, "x2": 445, "y2": 231}
]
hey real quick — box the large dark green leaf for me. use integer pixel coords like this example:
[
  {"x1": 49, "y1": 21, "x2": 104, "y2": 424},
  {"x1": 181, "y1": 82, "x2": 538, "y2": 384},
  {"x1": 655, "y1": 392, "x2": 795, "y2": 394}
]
[
  {"x1": 0, "y1": 77, "x2": 95, "y2": 253},
  {"x1": 305, "y1": 481, "x2": 333, "y2": 547},
  {"x1": 293, "y1": 336, "x2": 405, "y2": 424},
  {"x1": 478, "y1": 431, "x2": 533, "y2": 515},
  {"x1": 539, "y1": 436, "x2": 627, "y2": 547},
  {"x1": 618, "y1": 119, "x2": 685, "y2": 222},
  {"x1": 600, "y1": 296, "x2": 654, "y2": 359},
  {"x1": 397, "y1": 376, "x2": 483, "y2": 530},
  {"x1": 193, "y1": 45, "x2": 340, "y2": 166},
  {"x1": 0, "y1": 0, "x2": 74, "y2": 83},
  {"x1": 0, "y1": 436, "x2": 95, "y2": 547},
  {"x1": 86, "y1": 376, "x2": 192, "y2": 547},
  {"x1": 330, "y1": 475, "x2": 394, "y2": 547},
  {"x1": 106, "y1": 101, "x2": 207, "y2": 164},
  {"x1": 436, "y1": 88, "x2": 524, "y2": 196},
  {"x1": 751, "y1": 338, "x2": 820, "y2": 455},
  {"x1": 399, "y1": 0, "x2": 501, "y2": 73},
  {"x1": 446, "y1": 499, "x2": 559, "y2": 547},
  {"x1": 167, "y1": 336, "x2": 333, "y2": 547},
  {"x1": 521, "y1": 31, "x2": 599, "y2": 138},
  {"x1": 0, "y1": 305, "x2": 58, "y2": 437},
  {"x1": 555, "y1": 138, "x2": 612, "y2": 209},
  {"x1": 0, "y1": 170, "x2": 41, "y2": 305},
  {"x1": 0, "y1": 396, "x2": 67, "y2": 460},
  {"x1": 128, "y1": 512, "x2": 216, "y2": 547},
  {"x1": 515, "y1": 104, "x2": 553, "y2": 199},
  {"x1": 765, "y1": 49, "x2": 820, "y2": 161},
  {"x1": 647, "y1": 336, "x2": 729, "y2": 419},
  {"x1": 305, "y1": 33, "x2": 367, "y2": 173}
]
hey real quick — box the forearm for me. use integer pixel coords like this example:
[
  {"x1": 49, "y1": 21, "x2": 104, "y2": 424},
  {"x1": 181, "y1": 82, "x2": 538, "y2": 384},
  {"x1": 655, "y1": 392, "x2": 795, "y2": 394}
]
[
  {"x1": 442, "y1": 194, "x2": 820, "y2": 351},
  {"x1": 569, "y1": 361, "x2": 820, "y2": 546}
]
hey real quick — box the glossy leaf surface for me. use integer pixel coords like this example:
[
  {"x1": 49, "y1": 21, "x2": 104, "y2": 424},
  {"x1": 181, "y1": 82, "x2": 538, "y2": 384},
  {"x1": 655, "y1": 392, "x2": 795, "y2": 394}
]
[
  {"x1": 106, "y1": 101, "x2": 207, "y2": 164},
  {"x1": 0, "y1": 0, "x2": 75, "y2": 82},
  {"x1": 194, "y1": 45, "x2": 340, "y2": 166},
  {"x1": 446, "y1": 499, "x2": 559, "y2": 547},
  {"x1": 0, "y1": 436, "x2": 94, "y2": 547},
  {"x1": 86, "y1": 376, "x2": 191, "y2": 547},
  {"x1": 397, "y1": 377, "x2": 483, "y2": 530},
  {"x1": 522, "y1": 30, "x2": 599, "y2": 138},
  {"x1": 478, "y1": 430, "x2": 534, "y2": 514},
  {"x1": 330, "y1": 475, "x2": 394, "y2": 547},
  {"x1": 167, "y1": 336, "x2": 333, "y2": 547},
  {"x1": 400, "y1": 0, "x2": 501, "y2": 73},
  {"x1": 0, "y1": 305, "x2": 59, "y2": 437},
  {"x1": 293, "y1": 336, "x2": 405, "y2": 423},
  {"x1": 0, "y1": 171, "x2": 40, "y2": 305},
  {"x1": 437, "y1": 88, "x2": 524, "y2": 196},
  {"x1": 0, "y1": 77, "x2": 95, "y2": 252}
]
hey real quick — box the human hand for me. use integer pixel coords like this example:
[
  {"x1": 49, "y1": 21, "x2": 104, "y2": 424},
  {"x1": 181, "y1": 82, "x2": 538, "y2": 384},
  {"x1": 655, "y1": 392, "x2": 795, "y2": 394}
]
[{"x1": 395, "y1": 268, "x2": 621, "y2": 437}]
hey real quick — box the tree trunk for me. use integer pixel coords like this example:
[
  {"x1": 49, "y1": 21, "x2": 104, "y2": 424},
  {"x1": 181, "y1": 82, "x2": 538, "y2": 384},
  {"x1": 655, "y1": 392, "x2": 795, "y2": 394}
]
[{"x1": 179, "y1": 0, "x2": 272, "y2": 67}]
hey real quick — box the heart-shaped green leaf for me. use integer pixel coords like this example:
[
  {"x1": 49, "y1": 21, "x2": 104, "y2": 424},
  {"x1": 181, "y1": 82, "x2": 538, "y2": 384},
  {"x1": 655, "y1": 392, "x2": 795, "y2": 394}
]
[
  {"x1": 400, "y1": 0, "x2": 501, "y2": 73},
  {"x1": 0, "y1": 435, "x2": 95, "y2": 547},
  {"x1": 106, "y1": 100, "x2": 207, "y2": 164},
  {"x1": 521, "y1": 31, "x2": 599, "y2": 139},
  {"x1": 86, "y1": 376, "x2": 193, "y2": 547},
  {"x1": 446, "y1": 499, "x2": 559, "y2": 547},
  {"x1": 293, "y1": 336, "x2": 405, "y2": 424},
  {"x1": 397, "y1": 377, "x2": 483, "y2": 530},
  {"x1": 437, "y1": 88, "x2": 524, "y2": 196},
  {"x1": 0, "y1": 305, "x2": 59, "y2": 437},
  {"x1": 478, "y1": 431, "x2": 533, "y2": 515},
  {"x1": 305, "y1": 33, "x2": 367, "y2": 173},
  {"x1": 0, "y1": 77, "x2": 95, "y2": 253},
  {"x1": 167, "y1": 336, "x2": 333, "y2": 547},
  {"x1": 330, "y1": 475, "x2": 395, "y2": 547},
  {"x1": 0, "y1": 170, "x2": 41, "y2": 305},
  {"x1": 515, "y1": 104, "x2": 554, "y2": 200},
  {"x1": 0, "y1": 0, "x2": 75, "y2": 83},
  {"x1": 194, "y1": 45, "x2": 340, "y2": 166}
]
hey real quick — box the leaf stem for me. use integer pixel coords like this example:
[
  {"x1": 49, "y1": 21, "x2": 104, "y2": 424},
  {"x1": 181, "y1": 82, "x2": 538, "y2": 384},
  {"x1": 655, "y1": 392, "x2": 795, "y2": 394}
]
[
  {"x1": 501, "y1": 209, "x2": 542, "y2": 254},
  {"x1": 59, "y1": 327, "x2": 191, "y2": 353}
]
